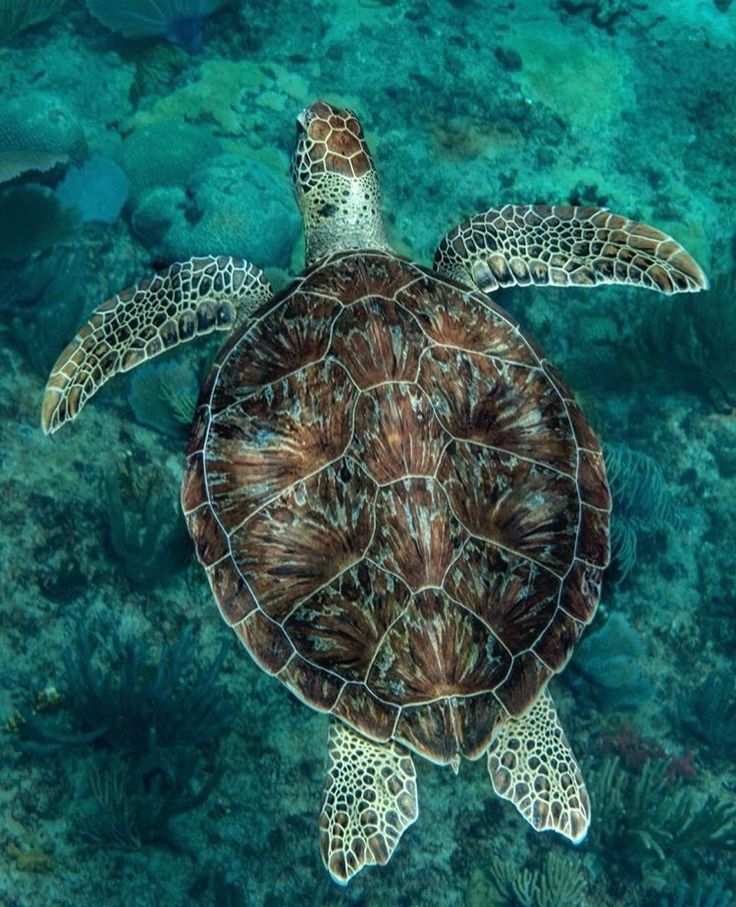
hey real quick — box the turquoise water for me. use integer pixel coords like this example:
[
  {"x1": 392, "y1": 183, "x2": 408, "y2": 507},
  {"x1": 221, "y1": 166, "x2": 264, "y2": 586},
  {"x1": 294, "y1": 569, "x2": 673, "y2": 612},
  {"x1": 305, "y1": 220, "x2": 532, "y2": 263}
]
[{"x1": 1, "y1": 1, "x2": 735, "y2": 905}]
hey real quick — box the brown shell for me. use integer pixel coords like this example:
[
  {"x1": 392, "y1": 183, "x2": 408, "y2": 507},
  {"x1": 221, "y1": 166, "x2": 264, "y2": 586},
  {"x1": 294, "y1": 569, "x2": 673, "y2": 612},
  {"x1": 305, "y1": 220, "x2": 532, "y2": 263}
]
[{"x1": 183, "y1": 251, "x2": 610, "y2": 766}]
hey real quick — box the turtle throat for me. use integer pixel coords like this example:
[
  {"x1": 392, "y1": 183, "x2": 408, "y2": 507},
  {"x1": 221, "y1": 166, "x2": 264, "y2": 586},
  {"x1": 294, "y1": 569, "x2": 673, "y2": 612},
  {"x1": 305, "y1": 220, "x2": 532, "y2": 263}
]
[{"x1": 299, "y1": 170, "x2": 391, "y2": 266}]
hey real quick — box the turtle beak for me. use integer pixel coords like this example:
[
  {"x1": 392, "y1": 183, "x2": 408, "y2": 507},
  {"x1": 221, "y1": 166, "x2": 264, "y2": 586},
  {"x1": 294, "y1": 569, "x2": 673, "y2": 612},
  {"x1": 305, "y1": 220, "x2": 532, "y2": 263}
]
[{"x1": 295, "y1": 109, "x2": 309, "y2": 135}]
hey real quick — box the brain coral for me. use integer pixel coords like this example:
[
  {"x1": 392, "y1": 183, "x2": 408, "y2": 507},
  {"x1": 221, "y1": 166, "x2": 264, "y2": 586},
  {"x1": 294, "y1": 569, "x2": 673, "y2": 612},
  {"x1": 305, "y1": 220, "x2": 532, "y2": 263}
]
[{"x1": 0, "y1": 92, "x2": 86, "y2": 184}]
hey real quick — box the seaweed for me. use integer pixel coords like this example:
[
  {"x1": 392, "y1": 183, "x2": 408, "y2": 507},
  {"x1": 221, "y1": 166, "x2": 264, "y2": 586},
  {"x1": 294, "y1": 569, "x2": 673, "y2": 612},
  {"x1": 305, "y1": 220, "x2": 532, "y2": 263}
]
[
  {"x1": 0, "y1": 0, "x2": 66, "y2": 45},
  {"x1": 103, "y1": 454, "x2": 191, "y2": 588},
  {"x1": 586, "y1": 756, "x2": 736, "y2": 869},
  {"x1": 81, "y1": 749, "x2": 224, "y2": 848},
  {"x1": 604, "y1": 442, "x2": 680, "y2": 583},
  {"x1": 468, "y1": 851, "x2": 589, "y2": 907},
  {"x1": 19, "y1": 621, "x2": 235, "y2": 756},
  {"x1": 16, "y1": 621, "x2": 235, "y2": 851},
  {"x1": 658, "y1": 879, "x2": 734, "y2": 907}
]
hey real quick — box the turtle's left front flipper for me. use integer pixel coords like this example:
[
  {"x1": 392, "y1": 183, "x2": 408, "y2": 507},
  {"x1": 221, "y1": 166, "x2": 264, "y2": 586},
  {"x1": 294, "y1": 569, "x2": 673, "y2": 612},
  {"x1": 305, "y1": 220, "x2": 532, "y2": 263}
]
[
  {"x1": 434, "y1": 205, "x2": 707, "y2": 296},
  {"x1": 41, "y1": 256, "x2": 272, "y2": 434}
]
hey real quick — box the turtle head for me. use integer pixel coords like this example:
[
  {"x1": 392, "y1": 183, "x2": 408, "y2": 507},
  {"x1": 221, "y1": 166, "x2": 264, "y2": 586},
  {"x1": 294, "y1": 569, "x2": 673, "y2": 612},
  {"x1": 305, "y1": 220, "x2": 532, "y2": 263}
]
[{"x1": 291, "y1": 100, "x2": 389, "y2": 265}]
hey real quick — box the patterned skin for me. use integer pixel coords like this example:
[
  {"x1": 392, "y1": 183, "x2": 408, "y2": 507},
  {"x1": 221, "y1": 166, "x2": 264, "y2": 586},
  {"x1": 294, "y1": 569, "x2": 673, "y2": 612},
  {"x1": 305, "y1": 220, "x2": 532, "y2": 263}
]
[{"x1": 41, "y1": 100, "x2": 707, "y2": 885}]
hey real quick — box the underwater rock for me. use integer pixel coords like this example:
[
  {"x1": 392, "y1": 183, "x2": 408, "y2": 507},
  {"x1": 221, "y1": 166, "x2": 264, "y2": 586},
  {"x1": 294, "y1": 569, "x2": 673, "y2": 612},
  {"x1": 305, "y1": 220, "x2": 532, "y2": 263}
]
[{"x1": 571, "y1": 613, "x2": 654, "y2": 710}]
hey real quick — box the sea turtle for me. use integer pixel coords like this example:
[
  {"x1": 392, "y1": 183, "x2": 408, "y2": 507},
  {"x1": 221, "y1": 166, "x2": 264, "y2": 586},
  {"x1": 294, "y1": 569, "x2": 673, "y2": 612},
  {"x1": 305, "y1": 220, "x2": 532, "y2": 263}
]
[{"x1": 41, "y1": 100, "x2": 707, "y2": 884}]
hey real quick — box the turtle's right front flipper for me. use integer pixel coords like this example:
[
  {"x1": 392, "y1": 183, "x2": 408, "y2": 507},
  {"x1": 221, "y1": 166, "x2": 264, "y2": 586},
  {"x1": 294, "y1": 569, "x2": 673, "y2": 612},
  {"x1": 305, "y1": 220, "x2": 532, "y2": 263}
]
[
  {"x1": 41, "y1": 255, "x2": 272, "y2": 434},
  {"x1": 434, "y1": 205, "x2": 708, "y2": 296}
]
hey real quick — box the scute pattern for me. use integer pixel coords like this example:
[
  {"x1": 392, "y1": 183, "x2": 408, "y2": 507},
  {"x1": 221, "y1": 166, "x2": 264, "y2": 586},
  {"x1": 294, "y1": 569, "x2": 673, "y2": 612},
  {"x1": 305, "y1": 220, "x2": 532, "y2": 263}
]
[{"x1": 184, "y1": 251, "x2": 610, "y2": 766}]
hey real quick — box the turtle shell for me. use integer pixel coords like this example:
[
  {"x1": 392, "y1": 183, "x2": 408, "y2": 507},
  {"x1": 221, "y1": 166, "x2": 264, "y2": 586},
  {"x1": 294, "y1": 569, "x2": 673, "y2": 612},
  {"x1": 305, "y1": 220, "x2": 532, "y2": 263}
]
[{"x1": 182, "y1": 250, "x2": 610, "y2": 766}]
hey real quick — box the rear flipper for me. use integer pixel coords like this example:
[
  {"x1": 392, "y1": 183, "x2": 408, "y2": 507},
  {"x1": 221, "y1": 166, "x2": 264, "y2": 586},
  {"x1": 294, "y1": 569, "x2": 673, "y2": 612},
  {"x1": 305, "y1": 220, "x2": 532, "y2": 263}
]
[
  {"x1": 434, "y1": 204, "x2": 707, "y2": 295},
  {"x1": 487, "y1": 688, "x2": 590, "y2": 844},
  {"x1": 41, "y1": 255, "x2": 272, "y2": 434},
  {"x1": 320, "y1": 720, "x2": 418, "y2": 885}
]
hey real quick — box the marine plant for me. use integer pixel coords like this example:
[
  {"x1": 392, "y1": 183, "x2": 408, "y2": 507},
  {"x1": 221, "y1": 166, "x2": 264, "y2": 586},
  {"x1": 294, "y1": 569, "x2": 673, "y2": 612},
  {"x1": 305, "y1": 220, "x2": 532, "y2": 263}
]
[
  {"x1": 586, "y1": 756, "x2": 736, "y2": 869},
  {"x1": 467, "y1": 851, "x2": 589, "y2": 907},
  {"x1": 604, "y1": 442, "x2": 680, "y2": 583},
  {"x1": 82, "y1": 749, "x2": 224, "y2": 848},
  {"x1": 19, "y1": 621, "x2": 234, "y2": 755},
  {"x1": 16, "y1": 621, "x2": 234, "y2": 848},
  {"x1": 128, "y1": 358, "x2": 200, "y2": 438},
  {"x1": 0, "y1": 0, "x2": 65, "y2": 45},
  {"x1": 659, "y1": 879, "x2": 734, "y2": 907},
  {"x1": 104, "y1": 456, "x2": 190, "y2": 587}
]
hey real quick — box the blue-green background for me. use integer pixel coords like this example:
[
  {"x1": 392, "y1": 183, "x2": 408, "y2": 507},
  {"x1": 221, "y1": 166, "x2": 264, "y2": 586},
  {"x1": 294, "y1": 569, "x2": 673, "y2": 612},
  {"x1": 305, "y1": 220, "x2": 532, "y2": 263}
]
[{"x1": 1, "y1": 1, "x2": 734, "y2": 904}]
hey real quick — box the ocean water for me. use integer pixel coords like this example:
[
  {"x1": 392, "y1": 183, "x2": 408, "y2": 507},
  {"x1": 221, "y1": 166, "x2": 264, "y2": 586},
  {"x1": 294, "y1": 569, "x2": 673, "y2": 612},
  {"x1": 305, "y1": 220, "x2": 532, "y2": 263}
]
[{"x1": 1, "y1": 1, "x2": 735, "y2": 905}]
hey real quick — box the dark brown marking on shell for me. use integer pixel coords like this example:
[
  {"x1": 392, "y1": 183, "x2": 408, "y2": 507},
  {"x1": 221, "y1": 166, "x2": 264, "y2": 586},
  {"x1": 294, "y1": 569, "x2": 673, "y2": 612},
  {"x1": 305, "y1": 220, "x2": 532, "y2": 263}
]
[
  {"x1": 349, "y1": 383, "x2": 446, "y2": 485},
  {"x1": 438, "y1": 442, "x2": 578, "y2": 575},
  {"x1": 454, "y1": 693, "x2": 507, "y2": 760},
  {"x1": 559, "y1": 560, "x2": 603, "y2": 623},
  {"x1": 532, "y1": 608, "x2": 585, "y2": 671},
  {"x1": 303, "y1": 251, "x2": 418, "y2": 304},
  {"x1": 283, "y1": 561, "x2": 411, "y2": 682},
  {"x1": 185, "y1": 503, "x2": 228, "y2": 568},
  {"x1": 395, "y1": 698, "x2": 461, "y2": 764},
  {"x1": 578, "y1": 448, "x2": 610, "y2": 511},
  {"x1": 370, "y1": 479, "x2": 465, "y2": 590},
  {"x1": 207, "y1": 559, "x2": 258, "y2": 626},
  {"x1": 493, "y1": 650, "x2": 552, "y2": 716},
  {"x1": 418, "y1": 346, "x2": 577, "y2": 474},
  {"x1": 209, "y1": 294, "x2": 339, "y2": 409},
  {"x1": 181, "y1": 451, "x2": 205, "y2": 514},
  {"x1": 367, "y1": 589, "x2": 511, "y2": 705},
  {"x1": 332, "y1": 683, "x2": 399, "y2": 742},
  {"x1": 575, "y1": 503, "x2": 610, "y2": 567},
  {"x1": 278, "y1": 654, "x2": 344, "y2": 711},
  {"x1": 330, "y1": 297, "x2": 429, "y2": 388},
  {"x1": 203, "y1": 360, "x2": 358, "y2": 531},
  {"x1": 230, "y1": 459, "x2": 376, "y2": 621},
  {"x1": 186, "y1": 409, "x2": 208, "y2": 458},
  {"x1": 444, "y1": 537, "x2": 559, "y2": 654},
  {"x1": 395, "y1": 277, "x2": 537, "y2": 365},
  {"x1": 541, "y1": 360, "x2": 575, "y2": 401},
  {"x1": 234, "y1": 610, "x2": 293, "y2": 674},
  {"x1": 566, "y1": 400, "x2": 601, "y2": 453}
]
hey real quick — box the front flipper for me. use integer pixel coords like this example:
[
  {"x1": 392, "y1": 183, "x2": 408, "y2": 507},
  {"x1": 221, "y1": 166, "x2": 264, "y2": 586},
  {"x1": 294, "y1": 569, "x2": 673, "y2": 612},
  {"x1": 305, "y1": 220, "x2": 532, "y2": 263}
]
[
  {"x1": 41, "y1": 255, "x2": 272, "y2": 434},
  {"x1": 487, "y1": 688, "x2": 590, "y2": 844},
  {"x1": 319, "y1": 720, "x2": 418, "y2": 886},
  {"x1": 434, "y1": 204, "x2": 707, "y2": 295}
]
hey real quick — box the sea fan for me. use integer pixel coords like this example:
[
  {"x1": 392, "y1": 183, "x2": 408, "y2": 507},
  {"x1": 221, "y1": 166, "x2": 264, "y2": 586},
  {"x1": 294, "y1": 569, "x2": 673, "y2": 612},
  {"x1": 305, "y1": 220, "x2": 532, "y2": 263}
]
[{"x1": 85, "y1": 0, "x2": 226, "y2": 51}]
